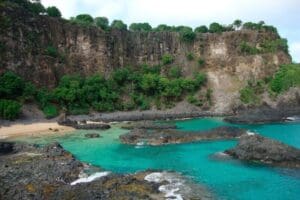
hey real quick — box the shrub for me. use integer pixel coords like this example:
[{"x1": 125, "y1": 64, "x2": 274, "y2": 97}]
[
  {"x1": 194, "y1": 25, "x2": 208, "y2": 33},
  {"x1": 46, "y1": 6, "x2": 61, "y2": 17},
  {"x1": 0, "y1": 99, "x2": 21, "y2": 120},
  {"x1": 95, "y1": 17, "x2": 109, "y2": 30},
  {"x1": 209, "y1": 22, "x2": 225, "y2": 33},
  {"x1": 42, "y1": 104, "x2": 58, "y2": 119},
  {"x1": 162, "y1": 54, "x2": 173, "y2": 65},
  {"x1": 197, "y1": 58, "x2": 205, "y2": 67},
  {"x1": 111, "y1": 20, "x2": 127, "y2": 30},
  {"x1": 180, "y1": 29, "x2": 196, "y2": 42},
  {"x1": 168, "y1": 66, "x2": 182, "y2": 79},
  {"x1": 233, "y1": 19, "x2": 242, "y2": 30},
  {"x1": 0, "y1": 71, "x2": 25, "y2": 99},
  {"x1": 239, "y1": 42, "x2": 260, "y2": 55},
  {"x1": 186, "y1": 52, "x2": 194, "y2": 61},
  {"x1": 187, "y1": 95, "x2": 202, "y2": 107},
  {"x1": 45, "y1": 46, "x2": 59, "y2": 57},
  {"x1": 270, "y1": 64, "x2": 300, "y2": 94},
  {"x1": 72, "y1": 14, "x2": 94, "y2": 26},
  {"x1": 129, "y1": 23, "x2": 152, "y2": 32},
  {"x1": 240, "y1": 86, "x2": 259, "y2": 104},
  {"x1": 154, "y1": 24, "x2": 173, "y2": 32}
]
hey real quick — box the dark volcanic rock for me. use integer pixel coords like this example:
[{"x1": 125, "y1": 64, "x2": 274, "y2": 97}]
[
  {"x1": 225, "y1": 103, "x2": 300, "y2": 124},
  {"x1": 225, "y1": 135, "x2": 300, "y2": 168},
  {"x1": 85, "y1": 133, "x2": 101, "y2": 138},
  {"x1": 0, "y1": 142, "x2": 213, "y2": 199},
  {"x1": 120, "y1": 126, "x2": 247, "y2": 145},
  {"x1": 0, "y1": 142, "x2": 14, "y2": 155},
  {"x1": 121, "y1": 121, "x2": 177, "y2": 130},
  {"x1": 58, "y1": 118, "x2": 111, "y2": 130}
]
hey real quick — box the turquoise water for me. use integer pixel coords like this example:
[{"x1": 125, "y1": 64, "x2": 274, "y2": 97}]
[{"x1": 15, "y1": 118, "x2": 300, "y2": 200}]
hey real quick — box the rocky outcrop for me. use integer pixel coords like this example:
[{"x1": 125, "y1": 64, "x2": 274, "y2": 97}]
[
  {"x1": 120, "y1": 126, "x2": 247, "y2": 145},
  {"x1": 84, "y1": 133, "x2": 101, "y2": 138},
  {"x1": 0, "y1": 142, "x2": 14, "y2": 155},
  {"x1": 225, "y1": 135, "x2": 300, "y2": 168},
  {"x1": 121, "y1": 121, "x2": 177, "y2": 130},
  {"x1": 225, "y1": 97, "x2": 300, "y2": 124},
  {"x1": 58, "y1": 118, "x2": 111, "y2": 130},
  {"x1": 0, "y1": 141, "x2": 213, "y2": 199}
]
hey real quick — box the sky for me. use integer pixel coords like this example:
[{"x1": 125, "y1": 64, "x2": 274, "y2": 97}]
[{"x1": 42, "y1": 0, "x2": 300, "y2": 62}]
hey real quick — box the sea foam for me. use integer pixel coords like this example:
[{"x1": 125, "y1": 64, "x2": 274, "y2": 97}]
[{"x1": 70, "y1": 171, "x2": 110, "y2": 186}]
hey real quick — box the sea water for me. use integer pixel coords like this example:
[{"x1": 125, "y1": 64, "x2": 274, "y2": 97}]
[{"x1": 13, "y1": 118, "x2": 300, "y2": 200}]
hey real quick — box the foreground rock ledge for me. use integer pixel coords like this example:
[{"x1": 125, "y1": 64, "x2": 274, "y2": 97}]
[
  {"x1": 120, "y1": 126, "x2": 247, "y2": 145},
  {"x1": 0, "y1": 142, "x2": 212, "y2": 200},
  {"x1": 225, "y1": 135, "x2": 300, "y2": 168}
]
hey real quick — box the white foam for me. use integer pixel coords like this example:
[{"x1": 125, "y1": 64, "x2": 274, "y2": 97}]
[
  {"x1": 70, "y1": 171, "x2": 110, "y2": 186},
  {"x1": 286, "y1": 117, "x2": 296, "y2": 121},
  {"x1": 144, "y1": 172, "x2": 184, "y2": 200},
  {"x1": 247, "y1": 131, "x2": 256, "y2": 136}
]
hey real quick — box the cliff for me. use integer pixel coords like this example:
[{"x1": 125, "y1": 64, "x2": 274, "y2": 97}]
[{"x1": 0, "y1": 3, "x2": 292, "y2": 113}]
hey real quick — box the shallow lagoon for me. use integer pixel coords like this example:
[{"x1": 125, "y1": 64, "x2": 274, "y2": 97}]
[{"x1": 14, "y1": 118, "x2": 300, "y2": 200}]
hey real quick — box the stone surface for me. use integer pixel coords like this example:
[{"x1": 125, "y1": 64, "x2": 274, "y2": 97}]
[
  {"x1": 85, "y1": 133, "x2": 101, "y2": 138},
  {"x1": 225, "y1": 135, "x2": 300, "y2": 168},
  {"x1": 121, "y1": 121, "x2": 177, "y2": 130},
  {"x1": 120, "y1": 126, "x2": 247, "y2": 145}
]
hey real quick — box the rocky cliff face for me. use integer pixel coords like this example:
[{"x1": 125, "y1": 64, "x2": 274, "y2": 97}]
[{"x1": 0, "y1": 4, "x2": 292, "y2": 112}]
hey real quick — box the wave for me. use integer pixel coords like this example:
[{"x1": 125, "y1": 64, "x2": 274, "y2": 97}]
[{"x1": 70, "y1": 171, "x2": 110, "y2": 186}]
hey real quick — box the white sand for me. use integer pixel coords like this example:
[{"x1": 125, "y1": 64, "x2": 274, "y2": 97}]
[{"x1": 0, "y1": 122, "x2": 75, "y2": 139}]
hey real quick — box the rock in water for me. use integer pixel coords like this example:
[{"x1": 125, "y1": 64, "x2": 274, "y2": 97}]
[
  {"x1": 225, "y1": 135, "x2": 300, "y2": 168},
  {"x1": 120, "y1": 126, "x2": 247, "y2": 145},
  {"x1": 0, "y1": 142, "x2": 14, "y2": 155},
  {"x1": 85, "y1": 133, "x2": 101, "y2": 138}
]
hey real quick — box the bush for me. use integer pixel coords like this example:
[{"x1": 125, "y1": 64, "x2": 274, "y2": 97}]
[
  {"x1": 45, "y1": 46, "x2": 59, "y2": 57},
  {"x1": 187, "y1": 95, "x2": 202, "y2": 107},
  {"x1": 129, "y1": 23, "x2": 152, "y2": 32},
  {"x1": 239, "y1": 42, "x2": 260, "y2": 55},
  {"x1": 162, "y1": 54, "x2": 173, "y2": 65},
  {"x1": 270, "y1": 64, "x2": 300, "y2": 94},
  {"x1": 180, "y1": 29, "x2": 196, "y2": 42},
  {"x1": 240, "y1": 86, "x2": 259, "y2": 105},
  {"x1": 186, "y1": 52, "x2": 194, "y2": 61},
  {"x1": 42, "y1": 104, "x2": 58, "y2": 119},
  {"x1": 0, "y1": 71, "x2": 25, "y2": 99},
  {"x1": 95, "y1": 17, "x2": 109, "y2": 30},
  {"x1": 209, "y1": 22, "x2": 225, "y2": 33},
  {"x1": 0, "y1": 99, "x2": 21, "y2": 120},
  {"x1": 168, "y1": 66, "x2": 182, "y2": 79},
  {"x1": 194, "y1": 25, "x2": 208, "y2": 33},
  {"x1": 197, "y1": 58, "x2": 205, "y2": 67},
  {"x1": 111, "y1": 20, "x2": 127, "y2": 30},
  {"x1": 72, "y1": 14, "x2": 94, "y2": 26},
  {"x1": 46, "y1": 6, "x2": 61, "y2": 17},
  {"x1": 154, "y1": 24, "x2": 173, "y2": 32}
]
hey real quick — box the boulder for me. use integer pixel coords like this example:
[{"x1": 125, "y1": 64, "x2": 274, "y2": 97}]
[
  {"x1": 85, "y1": 133, "x2": 101, "y2": 138},
  {"x1": 225, "y1": 135, "x2": 300, "y2": 168}
]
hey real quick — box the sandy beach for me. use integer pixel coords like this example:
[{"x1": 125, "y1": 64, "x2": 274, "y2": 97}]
[{"x1": 0, "y1": 122, "x2": 75, "y2": 139}]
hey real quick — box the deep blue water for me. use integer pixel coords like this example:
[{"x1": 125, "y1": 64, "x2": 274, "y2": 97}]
[{"x1": 15, "y1": 118, "x2": 300, "y2": 200}]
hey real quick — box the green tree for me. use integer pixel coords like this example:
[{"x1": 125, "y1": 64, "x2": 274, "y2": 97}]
[
  {"x1": 0, "y1": 99, "x2": 21, "y2": 120},
  {"x1": 129, "y1": 23, "x2": 152, "y2": 32},
  {"x1": 194, "y1": 25, "x2": 208, "y2": 33},
  {"x1": 233, "y1": 19, "x2": 242, "y2": 30},
  {"x1": 46, "y1": 6, "x2": 61, "y2": 17},
  {"x1": 209, "y1": 22, "x2": 225, "y2": 33},
  {"x1": 74, "y1": 14, "x2": 94, "y2": 26},
  {"x1": 111, "y1": 20, "x2": 127, "y2": 30},
  {"x1": 0, "y1": 71, "x2": 25, "y2": 99},
  {"x1": 154, "y1": 24, "x2": 173, "y2": 31},
  {"x1": 95, "y1": 17, "x2": 109, "y2": 30}
]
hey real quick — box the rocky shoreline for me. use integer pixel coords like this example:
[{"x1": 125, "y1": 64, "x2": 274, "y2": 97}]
[
  {"x1": 120, "y1": 126, "x2": 247, "y2": 145},
  {"x1": 225, "y1": 135, "x2": 300, "y2": 168},
  {"x1": 0, "y1": 141, "x2": 213, "y2": 200}
]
